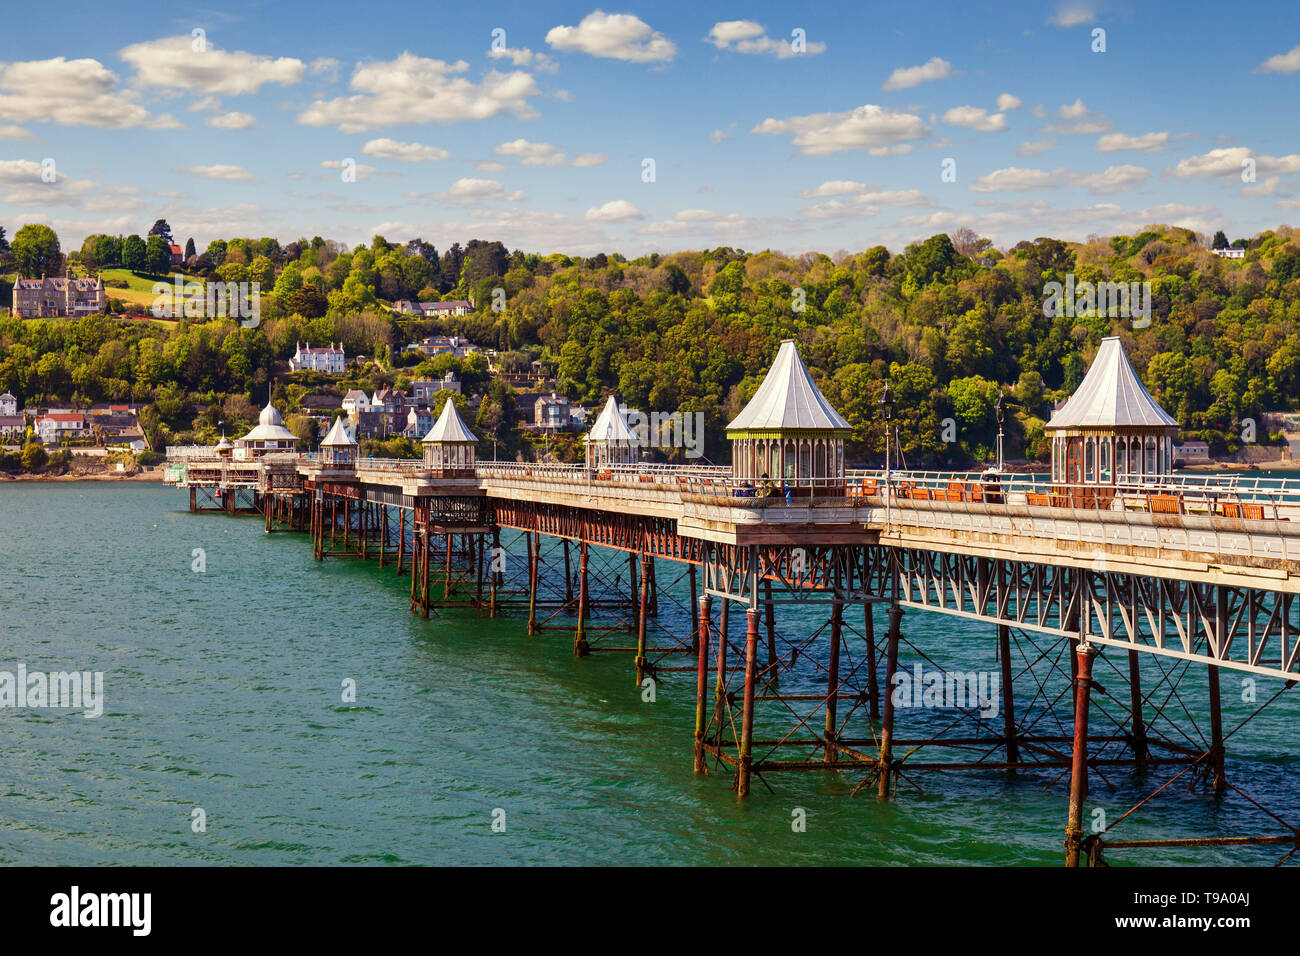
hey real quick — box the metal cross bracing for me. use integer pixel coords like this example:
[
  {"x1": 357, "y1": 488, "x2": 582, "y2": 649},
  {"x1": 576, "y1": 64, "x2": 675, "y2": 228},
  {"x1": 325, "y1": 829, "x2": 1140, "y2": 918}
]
[
  {"x1": 891, "y1": 547, "x2": 1300, "y2": 683},
  {"x1": 174, "y1": 477, "x2": 1300, "y2": 865}
]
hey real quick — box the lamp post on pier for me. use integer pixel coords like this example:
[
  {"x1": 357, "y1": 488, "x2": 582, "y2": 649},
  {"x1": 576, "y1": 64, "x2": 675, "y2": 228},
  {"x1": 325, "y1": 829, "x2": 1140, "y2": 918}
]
[
  {"x1": 879, "y1": 382, "x2": 895, "y2": 532},
  {"x1": 995, "y1": 393, "x2": 1006, "y2": 472}
]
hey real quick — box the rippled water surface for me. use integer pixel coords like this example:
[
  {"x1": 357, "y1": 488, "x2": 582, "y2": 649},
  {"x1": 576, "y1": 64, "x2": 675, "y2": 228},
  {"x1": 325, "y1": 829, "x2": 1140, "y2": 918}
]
[{"x1": 0, "y1": 482, "x2": 1294, "y2": 865}]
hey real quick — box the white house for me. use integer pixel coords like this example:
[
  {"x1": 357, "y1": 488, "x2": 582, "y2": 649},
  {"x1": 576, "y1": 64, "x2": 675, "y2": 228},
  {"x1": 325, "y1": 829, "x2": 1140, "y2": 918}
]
[
  {"x1": 36, "y1": 412, "x2": 88, "y2": 445},
  {"x1": 404, "y1": 406, "x2": 436, "y2": 439},
  {"x1": 342, "y1": 389, "x2": 371, "y2": 416},
  {"x1": 289, "y1": 341, "x2": 346, "y2": 374},
  {"x1": 1212, "y1": 247, "x2": 1245, "y2": 259},
  {"x1": 0, "y1": 392, "x2": 17, "y2": 417}
]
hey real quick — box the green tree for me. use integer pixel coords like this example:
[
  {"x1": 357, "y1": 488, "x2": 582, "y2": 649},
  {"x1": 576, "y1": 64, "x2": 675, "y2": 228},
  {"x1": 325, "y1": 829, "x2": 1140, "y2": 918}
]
[
  {"x1": 144, "y1": 235, "x2": 170, "y2": 276},
  {"x1": 11, "y1": 224, "x2": 62, "y2": 277},
  {"x1": 122, "y1": 234, "x2": 146, "y2": 272}
]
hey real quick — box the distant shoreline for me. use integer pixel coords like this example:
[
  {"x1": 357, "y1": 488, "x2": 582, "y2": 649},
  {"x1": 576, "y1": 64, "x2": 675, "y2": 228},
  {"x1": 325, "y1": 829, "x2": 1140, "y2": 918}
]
[{"x1": 0, "y1": 469, "x2": 164, "y2": 483}]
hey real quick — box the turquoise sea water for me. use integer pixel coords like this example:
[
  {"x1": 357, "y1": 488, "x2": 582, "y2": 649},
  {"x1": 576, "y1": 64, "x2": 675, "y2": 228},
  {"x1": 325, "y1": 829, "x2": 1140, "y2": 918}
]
[{"x1": 0, "y1": 482, "x2": 1295, "y2": 866}]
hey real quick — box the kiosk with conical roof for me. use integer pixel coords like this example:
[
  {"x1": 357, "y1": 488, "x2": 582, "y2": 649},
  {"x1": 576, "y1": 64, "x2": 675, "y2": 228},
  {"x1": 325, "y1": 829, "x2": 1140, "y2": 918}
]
[
  {"x1": 422, "y1": 398, "x2": 478, "y2": 477},
  {"x1": 1046, "y1": 336, "x2": 1179, "y2": 489},
  {"x1": 235, "y1": 399, "x2": 298, "y2": 459},
  {"x1": 320, "y1": 416, "x2": 357, "y2": 467},
  {"x1": 726, "y1": 340, "x2": 850, "y2": 491},
  {"x1": 584, "y1": 395, "x2": 638, "y2": 470}
]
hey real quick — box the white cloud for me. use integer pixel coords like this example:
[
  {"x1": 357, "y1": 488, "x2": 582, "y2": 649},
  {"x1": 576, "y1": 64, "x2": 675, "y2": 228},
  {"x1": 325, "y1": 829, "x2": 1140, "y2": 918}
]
[
  {"x1": 1095, "y1": 131, "x2": 1168, "y2": 152},
  {"x1": 470, "y1": 160, "x2": 509, "y2": 173},
  {"x1": 881, "y1": 57, "x2": 952, "y2": 92},
  {"x1": 706, "y1": 20, "x2": 825, "y2": 58},
  {"x1": 1171, "y1": 147, "x2": 1300, "y2": 178},
  {"x1": 0, "y1": 123, "x2": 32, "y2": 139},
  {"x1": 308, "y1": 57, "x2": 339, "y2": 80},
  {"x1": 1049, "y1": 2, "x2": 1095, "y2": 26},
  {"x1": 942, "y1": 106, "x2": 1007, "y2": 132},
  {"x1": 493, "y1": 138, "x2": 607, "y2": 167},
  {"x1": 433, "y1": 177, "x2": 525, "y2": 203},
  {"x1": 119, "y1": 35, "x2": 305, "y2": 94},
  {"x1": 1255, "y1": 45, "x2": 1300, "y2": 74},
  {"x1": 546, "y1": 11, "x2": 677, "y2": 63},
  {"x1": 177, "y1": 163, "x2": 256, "y2": 182},
  {"x1": 207, "y1": 111, "x2": 256, "y2": 129},
  {"x1": 1075, "y1": 164, "x2": 1150, "y2": 194},
  {"x1": 585, "y1": 199, "x2": 644, "y2": 222},
  {"x1": 1043, "y1": 98, "x2": 1110, "y2": 135},
  {"x1": 0, "y1": 56, "x2": 174, "y2": 128},
  {"x1": 1017, "y1": 139, "x2": 1057, "y2": 156},
  {"x1": 996, "y1": 93, "x2": 1022, "y2": 111},
  {"x1": 797, "y1": 181, "x2": 934, "y2": 206},
  {"x1": 752, "y1": 104, "x2": 928, "y2": 156},
  {"x1": 361, "y1": 138, "x2": 450, "y2": 162},
  {"x1": 494, "y1": 138, "x2": 566, "y2": 166},
  {"x1": 487, "y1": 46, "x2": 559, "y2": 73},
  {"x1": 970, "y1": 167, "x2": 1058, "y2": 192},
  {"x1": 710, "y1": 123, "x2": 737, "y2": 144},
  {"x1": 971, "y1": 163, "x2": 1148, "y2": 194},
  {"x1": 297, "y1": 54, "x2": 541, "y2": 132}
]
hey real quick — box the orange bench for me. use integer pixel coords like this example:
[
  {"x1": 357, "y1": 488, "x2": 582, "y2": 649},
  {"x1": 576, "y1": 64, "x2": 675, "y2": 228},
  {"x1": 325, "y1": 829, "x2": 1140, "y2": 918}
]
[{"x1": 1147, "y1": 493, "x2": 1184, "y2": 515}]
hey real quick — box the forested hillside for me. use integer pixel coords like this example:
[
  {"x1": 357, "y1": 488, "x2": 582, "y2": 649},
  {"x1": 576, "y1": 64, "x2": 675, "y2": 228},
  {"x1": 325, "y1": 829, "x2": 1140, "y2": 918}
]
[{"x1": 2, "y1": 221, "x2": 1299, "y2": 466}]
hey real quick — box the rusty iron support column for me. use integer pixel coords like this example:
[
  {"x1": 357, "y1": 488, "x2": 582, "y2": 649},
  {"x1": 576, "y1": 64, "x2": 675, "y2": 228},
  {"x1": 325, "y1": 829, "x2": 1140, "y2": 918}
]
[
  {"x1": 825, "y1": 594, "x2": 842, "y2": 764},
  {"x1": 574, "y1": 541, "x2": 590, "y2": 656},
  {"x1": 713, "y1": 598, "x2": 730, "y2": 749},
  {"x1": 1208, "y1": 585, "x2": 1228, "y2": 793},
  {"x1": 190, "y1": 486, "x2": 196, "y2": 512},
  {"x1": 1127, "y1": 649, "x2": 1149, "y2": 764},
  {"x1": 878, "y1": 602, "x2": 902, "y2": 799},
  {"x1": 420, "y1": 530, "x2": 431, "y2": 619},
  {"x1": 1208, "y1": 666, "x2": 1226, "y2": 793},
  {"x1": 864, "y1": 600, "x2": 880, "y2": 721},
  {"x1": 693, "y1": 592, "x2": 712, "y2": 773},
  {"x1": 526, "y1": 531, "x2": 538, "y2": 636},
  {"x1": 635, "y1": 552, "x2": 650, "y2": 685},
  {"x1": 1065, "y1": 642, "x2": 1097, "y2": 867},
  {"x1": 737, "y1": 608, "x2": 760, "y2": 797},
  {"x1": 999, "y1": 624, "x2": 1019, "y2": 765},
  {"x1": 377, "y1": 505, "x2": 386, "y2": 568}
]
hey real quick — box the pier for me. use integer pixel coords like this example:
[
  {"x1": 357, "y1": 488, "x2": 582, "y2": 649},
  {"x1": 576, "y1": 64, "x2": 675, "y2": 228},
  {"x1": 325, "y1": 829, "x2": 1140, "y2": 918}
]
[{"x1": 165, "y1": 338, "x2": 1300, "y2": 866}]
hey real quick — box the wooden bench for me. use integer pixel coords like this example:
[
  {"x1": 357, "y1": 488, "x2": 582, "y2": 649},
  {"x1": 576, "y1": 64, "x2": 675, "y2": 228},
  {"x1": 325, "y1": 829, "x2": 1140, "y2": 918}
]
[
  {"x1": 1147, "y1": 493, "x2": 1184, "y2": 515},
  {"x1": 1027, "y1": 492, "x2": 1050, "y2": 507}
]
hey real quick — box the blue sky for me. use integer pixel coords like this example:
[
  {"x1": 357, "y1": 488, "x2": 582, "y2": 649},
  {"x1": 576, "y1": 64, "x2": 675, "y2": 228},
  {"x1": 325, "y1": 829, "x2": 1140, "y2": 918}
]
[{"x1": 1, "y1": 0, "x2": 1299, "y2": 255}]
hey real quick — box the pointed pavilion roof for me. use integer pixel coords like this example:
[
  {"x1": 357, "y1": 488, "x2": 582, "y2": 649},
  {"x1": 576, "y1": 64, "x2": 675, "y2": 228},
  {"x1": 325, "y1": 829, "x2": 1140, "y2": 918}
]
[
  {"x1": 584, "y1": 395, "x2": 637, "y2": 444},
  {"x1": 422, "y1": 398, "x2": 477, "y2": 444},
  {"x1": 1046, "y1": 337, "x2": 1178, "y2": 430},
  {"x1": 321, "y1": 416, "x2": 356, "y2": 447},
  {"x1": 726, "y1": 340, "x2": 851, "y2": 434},
  {"x1": 238, "y1": 400, "x2": 298, "y2": 442}
]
